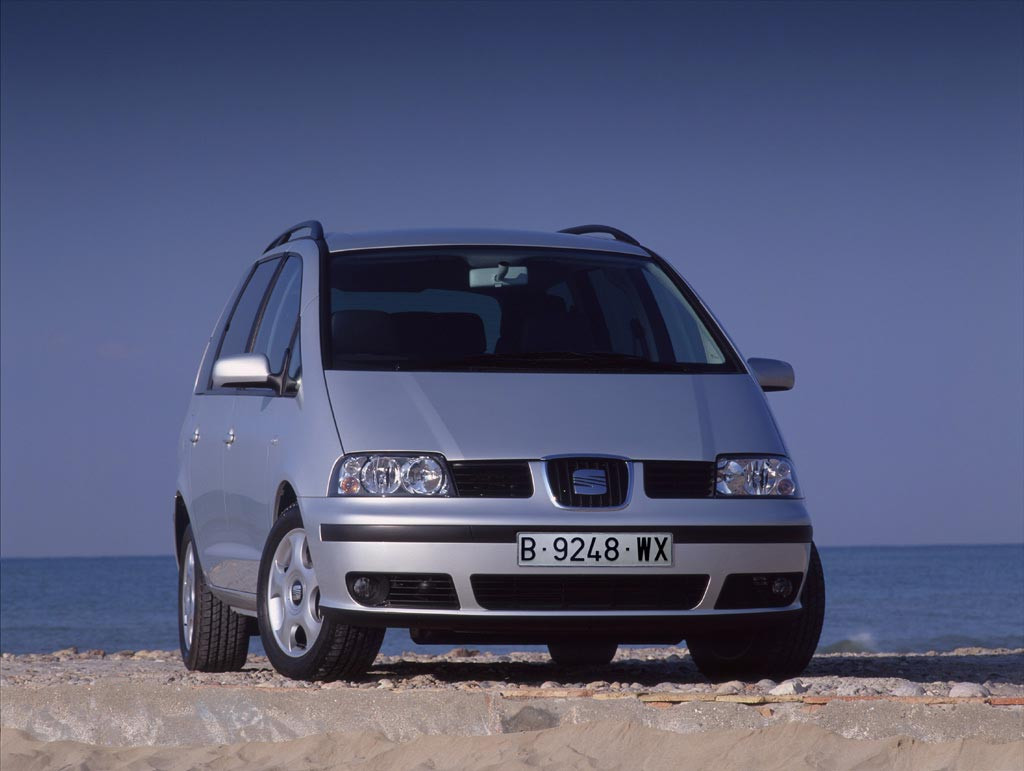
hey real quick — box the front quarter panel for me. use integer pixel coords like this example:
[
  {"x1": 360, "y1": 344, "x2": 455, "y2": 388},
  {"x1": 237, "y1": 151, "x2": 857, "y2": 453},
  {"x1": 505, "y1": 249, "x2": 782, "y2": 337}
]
[{"x1": 261, "y1": 239, "x2": 344, "y2": 500}]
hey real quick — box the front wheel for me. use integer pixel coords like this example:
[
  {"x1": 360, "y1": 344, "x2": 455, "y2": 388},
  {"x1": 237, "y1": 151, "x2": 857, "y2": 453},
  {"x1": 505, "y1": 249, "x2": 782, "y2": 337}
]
[
  {"x1": 257, "y1": 505, "x2": 384, "y2": 681},
  {"x1": 687, "y1": 543, "x2": 825, "y2": 682}
]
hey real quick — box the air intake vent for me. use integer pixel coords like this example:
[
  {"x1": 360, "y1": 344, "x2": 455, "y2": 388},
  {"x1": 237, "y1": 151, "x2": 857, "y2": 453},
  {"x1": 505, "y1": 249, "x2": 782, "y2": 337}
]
[
  {"x1": 450, "y1": 461, "x2": 533, "y2": 498},
  {"x1": 643, "y1": 461, "x2": 715, "y2": 499},
  {"x1": 471, "y1": 574, "x2": 709, "y2": 611},
  {"x1": 546, "y1": 457, "x2": 629, "y2": 508}
]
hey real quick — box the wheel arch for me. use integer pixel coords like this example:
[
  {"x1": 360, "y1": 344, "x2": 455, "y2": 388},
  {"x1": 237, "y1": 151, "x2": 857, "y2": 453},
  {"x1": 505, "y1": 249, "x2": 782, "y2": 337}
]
[
  {"x1": 174, "y1": 493, "x2": 190, "y2": 567},
  {"x1": 274, "y1": 480, "x2": 300, "y2": 521}
]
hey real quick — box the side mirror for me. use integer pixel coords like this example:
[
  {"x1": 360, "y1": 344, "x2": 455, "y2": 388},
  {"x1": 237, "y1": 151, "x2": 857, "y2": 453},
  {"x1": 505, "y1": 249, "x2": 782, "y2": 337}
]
[
  {"x1": 212, "y1": 353, "x2": 274, "y2": 390},
  {"x1": 748, "y1": 357, "x2": 795, "y2": 392}
]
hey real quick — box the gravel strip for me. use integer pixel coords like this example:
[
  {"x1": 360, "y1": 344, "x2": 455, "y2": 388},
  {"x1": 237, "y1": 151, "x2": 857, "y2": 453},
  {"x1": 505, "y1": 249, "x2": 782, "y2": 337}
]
[{"x1": 2, "y1": 646, "x2": 1021, "y2": 700}]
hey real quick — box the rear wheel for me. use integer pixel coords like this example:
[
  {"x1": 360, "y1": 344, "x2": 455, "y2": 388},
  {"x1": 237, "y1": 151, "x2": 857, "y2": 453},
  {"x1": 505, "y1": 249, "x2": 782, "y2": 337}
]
[
  {"x1": 258, "y1": 505, "x2": 384, "y2": 681},
  {"x1": 547, "y1": 640, "x2": 618, "y2": 667},
  {"x1": 687, "y1": 543, "x2": 825, "y2": 682},
  {"x1": 178, "y1": 524, "x2": 250, "y2": 672}
]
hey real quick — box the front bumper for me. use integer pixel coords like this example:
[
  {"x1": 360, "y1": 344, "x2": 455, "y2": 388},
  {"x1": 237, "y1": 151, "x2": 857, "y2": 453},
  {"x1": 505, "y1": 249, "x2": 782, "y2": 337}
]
[{"x1": 300, "y1": 494, "x2": 813, "y2": 639}]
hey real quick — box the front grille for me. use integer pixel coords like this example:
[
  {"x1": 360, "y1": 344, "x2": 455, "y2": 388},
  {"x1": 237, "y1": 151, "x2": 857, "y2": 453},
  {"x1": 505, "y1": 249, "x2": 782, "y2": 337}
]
[
  {"x1": 715, "y1": 572, "x2": 803, "y2": 609},
  {"x1": 450, "y1": 461, "x2": 533, "y2": 498},
  {"x1": 546, "y1": 457, "x2": 629, "y2": 508},
  {"x1": 643, "y1": 461, "x2": 715, "y2": 498},
  {"x1": 471, "y1": 574, "x2": 709, "y2": 611}
]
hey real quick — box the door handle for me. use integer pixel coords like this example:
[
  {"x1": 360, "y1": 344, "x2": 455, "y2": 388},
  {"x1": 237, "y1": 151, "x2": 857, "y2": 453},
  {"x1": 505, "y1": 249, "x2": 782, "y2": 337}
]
[
  {"x1": 190, "y1": 428, "x2": 200, "y2": 444},
  {"x1": 224, "y1": 429, "x2": 236, "y2": 445}
]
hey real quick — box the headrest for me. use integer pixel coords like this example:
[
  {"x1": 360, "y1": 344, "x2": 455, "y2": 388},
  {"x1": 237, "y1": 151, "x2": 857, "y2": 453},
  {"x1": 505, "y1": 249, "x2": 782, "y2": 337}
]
[
  {"x1": 332, "y1": 309, "x2": 486, "y2": 361},
  {"x1": 331, "y1": 310, "x2": 399, "y2": 358},
  {"x1": 518, "y1": 297, "x2": 594, "y2": 353}
]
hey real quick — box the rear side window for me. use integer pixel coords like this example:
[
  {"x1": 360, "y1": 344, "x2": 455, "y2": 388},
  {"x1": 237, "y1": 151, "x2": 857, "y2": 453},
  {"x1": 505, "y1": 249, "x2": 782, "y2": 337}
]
[
  {"x1": 252, "y1": 256, "x2": 302, "y2": 373},
  {"x1": 215, "y1": 258, "x2": 280, "y2": 363}
]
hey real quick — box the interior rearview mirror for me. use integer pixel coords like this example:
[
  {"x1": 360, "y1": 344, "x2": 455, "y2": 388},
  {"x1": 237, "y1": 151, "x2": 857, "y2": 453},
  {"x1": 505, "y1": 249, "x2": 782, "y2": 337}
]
[
  {"x1": 469, "y1": 263, "x2": 528, "y2": 288},
  {"x1": 212, "y1": 353, "x2": 273, "y2": 390},
  {"x1": 747, "y1": 357, "x2": 795, "y2": 392}
]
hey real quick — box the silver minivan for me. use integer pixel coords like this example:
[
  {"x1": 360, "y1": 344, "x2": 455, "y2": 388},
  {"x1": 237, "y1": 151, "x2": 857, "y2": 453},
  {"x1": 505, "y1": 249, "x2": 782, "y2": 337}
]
[{"x1": 175, "y1": 221, "x2": 824, "y2": 682}]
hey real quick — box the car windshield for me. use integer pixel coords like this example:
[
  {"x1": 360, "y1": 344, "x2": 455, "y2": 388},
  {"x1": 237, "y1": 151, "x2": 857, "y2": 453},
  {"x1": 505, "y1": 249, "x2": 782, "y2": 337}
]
[{"x1": 325, "y1": 248, "x2": 740, "y2": 373}]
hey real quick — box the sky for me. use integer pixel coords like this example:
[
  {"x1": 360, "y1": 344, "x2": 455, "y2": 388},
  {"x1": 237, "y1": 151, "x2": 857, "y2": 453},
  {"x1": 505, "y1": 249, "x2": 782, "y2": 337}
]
[{"x1": 1, "y1": 1, "x2": 1021, "y2": 557}]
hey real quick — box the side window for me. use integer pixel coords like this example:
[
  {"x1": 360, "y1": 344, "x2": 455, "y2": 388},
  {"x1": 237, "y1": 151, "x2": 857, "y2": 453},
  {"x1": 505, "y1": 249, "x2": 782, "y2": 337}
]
[
  {"x1": 286, "y1": 324, "x2": 301, "y2": 386},
  {"x1": 252, "y1": 256, "x2": 302, "y2": 374},
  {"x1": 215, "y1": 258, "x2": 281, "y2": 364}
]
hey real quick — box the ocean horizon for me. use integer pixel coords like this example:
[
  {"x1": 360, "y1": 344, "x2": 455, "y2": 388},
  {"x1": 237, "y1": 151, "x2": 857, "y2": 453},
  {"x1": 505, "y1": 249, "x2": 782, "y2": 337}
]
[{"x1": 2, "y1": 544, "x2": 1022, "y2": 657}]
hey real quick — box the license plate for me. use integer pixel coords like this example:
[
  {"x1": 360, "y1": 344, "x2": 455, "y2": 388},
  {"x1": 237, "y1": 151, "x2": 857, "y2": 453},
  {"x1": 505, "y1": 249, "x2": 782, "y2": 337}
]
[{"x1": 517, "y1": 532, "x2": 673, "y2": 567}]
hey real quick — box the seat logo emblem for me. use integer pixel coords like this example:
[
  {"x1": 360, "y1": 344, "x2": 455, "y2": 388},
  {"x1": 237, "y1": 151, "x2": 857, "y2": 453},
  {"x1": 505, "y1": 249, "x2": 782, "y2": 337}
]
[{"x1": 572, "y1": 468, "x2": 608, "y2": 496}]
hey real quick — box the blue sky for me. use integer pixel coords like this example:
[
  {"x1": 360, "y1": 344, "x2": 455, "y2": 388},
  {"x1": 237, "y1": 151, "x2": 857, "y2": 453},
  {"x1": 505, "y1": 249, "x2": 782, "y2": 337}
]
[{"x1": 1, "y1": 1, "x2": 1021, "y2": 557}]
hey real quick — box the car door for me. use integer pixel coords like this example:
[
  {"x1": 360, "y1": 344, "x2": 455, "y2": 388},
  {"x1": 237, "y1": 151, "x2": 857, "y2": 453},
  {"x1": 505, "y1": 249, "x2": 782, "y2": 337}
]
[
  {"x1": 220, "y1": 255, "x2": 303, "y2": 594},
  {"x1": 193, "y1": 256, "x2": 281, "y2": 588},
  {"x1": 187, "y1": 393, "x2": 234, "y2": 576}
]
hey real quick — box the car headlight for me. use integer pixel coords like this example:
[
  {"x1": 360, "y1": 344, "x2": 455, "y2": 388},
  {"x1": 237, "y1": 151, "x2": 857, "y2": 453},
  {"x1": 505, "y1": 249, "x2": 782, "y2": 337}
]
[
  {"x1": 332, "y1": 454, "x2": 451, "y2": 497},
  {"x1": 716, "y1": 456, "x2": 800, "y2": 497}
]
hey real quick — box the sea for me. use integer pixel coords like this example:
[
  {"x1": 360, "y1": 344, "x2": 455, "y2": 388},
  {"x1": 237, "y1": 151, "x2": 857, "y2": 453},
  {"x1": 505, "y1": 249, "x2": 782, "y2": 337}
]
[{"x1": 1, "y1": 545, "x2": 1022, "y2": 657}]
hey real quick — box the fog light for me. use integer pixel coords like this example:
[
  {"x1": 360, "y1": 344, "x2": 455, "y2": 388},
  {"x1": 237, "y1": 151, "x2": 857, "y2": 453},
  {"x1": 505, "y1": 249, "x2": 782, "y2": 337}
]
[
  {"x1": 348, "y1": 574, "x2": 390, "y2": 606},
  {"x1": 771, "y1": 576, "x2": 793, "y2": 597}
]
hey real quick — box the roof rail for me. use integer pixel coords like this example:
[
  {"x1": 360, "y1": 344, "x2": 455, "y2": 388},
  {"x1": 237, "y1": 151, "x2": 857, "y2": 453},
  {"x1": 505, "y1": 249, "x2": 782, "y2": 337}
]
[
  {"x1": 558, "y1": 224, "x2": 642, "y2": 247},
  {"x1": 264, "y1": 220, "x2": 325, "y2": 253}
]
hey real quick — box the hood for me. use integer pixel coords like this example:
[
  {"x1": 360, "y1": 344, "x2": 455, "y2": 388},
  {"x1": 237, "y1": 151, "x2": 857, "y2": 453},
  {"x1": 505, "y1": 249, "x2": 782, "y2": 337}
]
[{"x1": 324, "y1": 371, "x2": 785, "y2": 461}]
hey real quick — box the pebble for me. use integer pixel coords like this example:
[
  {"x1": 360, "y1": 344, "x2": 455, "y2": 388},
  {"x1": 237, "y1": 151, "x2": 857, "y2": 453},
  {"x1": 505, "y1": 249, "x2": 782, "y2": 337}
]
[
  {"x1": 131, "y1": 650, "x2": 165, "y2": 661},
  {"x1": 756, "y1": 679, "x2": 777, "y2": 690},
  {"x1": 769, "y1": 679, "x2": 808, "y2": 696},
  {"x1": 715, "y1": 680, "x2": 744, "y2": 695},
  {"x1": 948, "y1": 682, "x2": 989, "y2": 698},
  {"x1": 838, "y1": 684, "x2": 880, "y2": 697},
  {"x1": 377, "y1": 679, "x2": 395, "y2": 689},
  {"x1": 586, "y1": 681, "x2": 609, "y2": 689},
  {"x1": 540, "y1": 681, "x2": 559, "y2": 689},
  {"x1": 890, "y1": 682, "x2": 926, "y2": 697}
]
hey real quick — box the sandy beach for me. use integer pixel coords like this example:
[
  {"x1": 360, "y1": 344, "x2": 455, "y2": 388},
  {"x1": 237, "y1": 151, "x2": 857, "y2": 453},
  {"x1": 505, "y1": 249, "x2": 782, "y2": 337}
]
[{"x1": 2, "y1": 646, "x2": 1022, "y2": 769}]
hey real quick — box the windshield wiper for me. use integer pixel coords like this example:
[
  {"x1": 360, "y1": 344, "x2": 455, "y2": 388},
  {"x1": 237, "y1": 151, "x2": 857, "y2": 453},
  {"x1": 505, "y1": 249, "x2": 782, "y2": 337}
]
[{"x1": 412, "y1": 351, "x2": 701, "y2": 372}]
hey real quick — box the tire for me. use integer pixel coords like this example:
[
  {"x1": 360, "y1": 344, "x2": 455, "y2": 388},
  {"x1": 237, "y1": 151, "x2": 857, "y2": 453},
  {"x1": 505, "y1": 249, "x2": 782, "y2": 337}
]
[
  {"x1": 687, "y1": 543, "x2": 825, "y2": 682},
  {"x1": 547, "y1": 640, "x2": 618, "y2": 667},
  {"x1": 257, "y1": 504, "x2": 384, "y2": 681},
  {"x1": 178, "y1": 524, "x2": 250, "y2": 672}
]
